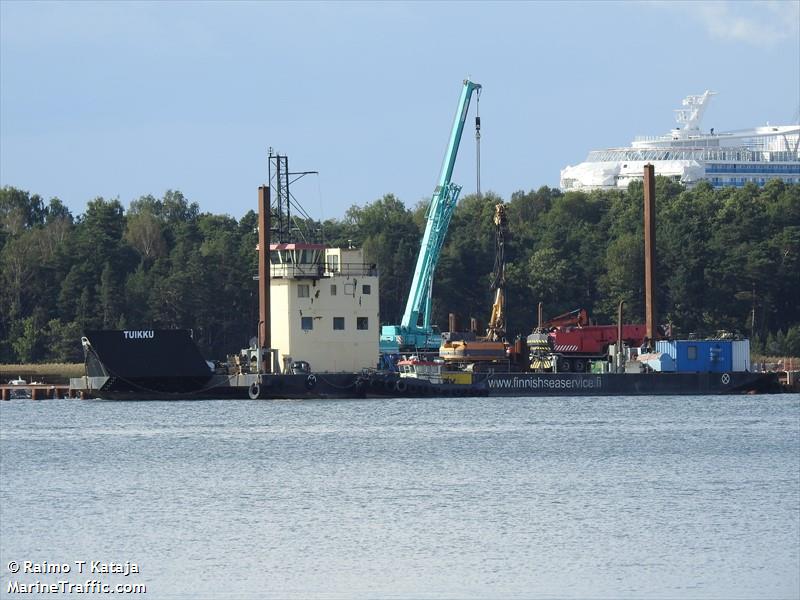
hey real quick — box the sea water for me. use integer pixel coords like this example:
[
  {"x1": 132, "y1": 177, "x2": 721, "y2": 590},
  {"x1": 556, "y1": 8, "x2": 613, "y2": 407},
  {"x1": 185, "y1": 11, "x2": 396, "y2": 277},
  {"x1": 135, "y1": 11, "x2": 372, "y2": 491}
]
[{"x1": 1, "y1": 395, "x2": 798, "y2": 599}]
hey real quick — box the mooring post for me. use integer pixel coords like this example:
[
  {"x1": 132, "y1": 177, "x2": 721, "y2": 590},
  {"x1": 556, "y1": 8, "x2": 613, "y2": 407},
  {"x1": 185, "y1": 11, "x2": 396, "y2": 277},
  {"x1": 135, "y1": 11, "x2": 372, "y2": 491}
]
[
  {"x1": 644, "y1": 164, "x2": 657, "y2": 345},
  {"x1": 617, "y1": 299, "x2": 626, "y2": 373},
  {"x1": 258, "y1": 185, "x2": 271, "y2": 373}
]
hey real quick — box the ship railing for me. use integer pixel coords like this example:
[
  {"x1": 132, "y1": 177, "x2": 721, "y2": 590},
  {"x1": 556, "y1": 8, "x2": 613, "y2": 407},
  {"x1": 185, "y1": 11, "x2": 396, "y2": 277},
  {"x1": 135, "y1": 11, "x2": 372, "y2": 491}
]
[
  {"x1": 325, "y1": 262, "x2": 378, "y2": 277},
  {"x1": 270, "y1": 262, "x2": 378, "y2": 279},
  {"x1": 586, "y1": 148, "x2": 799, "y2": 164}
]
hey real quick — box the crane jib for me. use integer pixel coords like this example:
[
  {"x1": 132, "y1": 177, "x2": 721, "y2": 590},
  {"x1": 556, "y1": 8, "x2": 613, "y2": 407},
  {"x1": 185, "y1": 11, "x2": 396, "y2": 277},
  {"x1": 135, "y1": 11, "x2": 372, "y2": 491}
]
[{"x1": 381, "y1": 79, "x2": 482, "y2": 353}]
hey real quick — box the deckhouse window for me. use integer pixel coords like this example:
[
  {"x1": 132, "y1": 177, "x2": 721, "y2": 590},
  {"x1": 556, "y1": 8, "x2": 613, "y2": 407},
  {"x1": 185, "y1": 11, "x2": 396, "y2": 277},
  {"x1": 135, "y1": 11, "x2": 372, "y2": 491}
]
[
  {"x1": 301, "y1": 316, "x2": 313, "y2": 330},
  {"x1": 330, "y1": 284, "x2": 337, "y2": 296},
  {"x1": 298, "y1": 284, "x2": 310, "y2": 298},
  {"x1": 357, "y1": 317, "x2": 369, "y2": 330},
  {"x1": 362, "y1": 284, "x2": 371, "y2": 295},
  {"x1": 333, "y1": 317, "x2": 345, "y2": 330},
  {"x1": 327, "y1": 255, "x2": 339, "y2": 272}
]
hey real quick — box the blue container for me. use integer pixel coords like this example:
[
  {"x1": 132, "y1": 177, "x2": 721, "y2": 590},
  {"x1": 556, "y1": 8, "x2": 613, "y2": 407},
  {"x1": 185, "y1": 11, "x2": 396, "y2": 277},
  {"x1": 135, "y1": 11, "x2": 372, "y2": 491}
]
[{"x1": 655, "y1": 340, "x2": 733, "y2": 373}]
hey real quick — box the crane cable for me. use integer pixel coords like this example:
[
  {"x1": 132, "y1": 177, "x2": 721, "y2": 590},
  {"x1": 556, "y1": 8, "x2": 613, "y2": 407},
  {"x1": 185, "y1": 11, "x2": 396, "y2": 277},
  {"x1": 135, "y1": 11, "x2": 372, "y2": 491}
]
[{"x1": 475, "y1": 89, "x2": 482, "y2": 199}]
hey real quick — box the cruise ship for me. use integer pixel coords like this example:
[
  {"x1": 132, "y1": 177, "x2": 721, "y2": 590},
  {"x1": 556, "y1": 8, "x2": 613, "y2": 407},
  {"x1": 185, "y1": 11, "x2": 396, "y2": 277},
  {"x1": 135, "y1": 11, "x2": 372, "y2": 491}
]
[{"x1": 560, "y1": 91, "x2": 800, "y2": 191}]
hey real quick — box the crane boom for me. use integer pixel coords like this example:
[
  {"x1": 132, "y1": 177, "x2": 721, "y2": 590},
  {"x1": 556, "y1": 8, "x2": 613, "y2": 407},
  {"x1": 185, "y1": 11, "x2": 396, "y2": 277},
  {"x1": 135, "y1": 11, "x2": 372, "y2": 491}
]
[{"x1": 380, "y1": 79, "x2": 482, "y2": 354}]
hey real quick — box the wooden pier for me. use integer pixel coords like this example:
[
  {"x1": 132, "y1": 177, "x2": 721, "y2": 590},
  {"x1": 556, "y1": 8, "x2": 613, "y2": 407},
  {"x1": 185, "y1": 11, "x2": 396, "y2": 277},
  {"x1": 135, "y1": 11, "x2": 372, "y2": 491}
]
[
  {"x1": 0, "y1": 383, "x2": 78, "y2": 401},
  {"x1": 780, "y1": 370, "x2": 799, "y2": 392}
]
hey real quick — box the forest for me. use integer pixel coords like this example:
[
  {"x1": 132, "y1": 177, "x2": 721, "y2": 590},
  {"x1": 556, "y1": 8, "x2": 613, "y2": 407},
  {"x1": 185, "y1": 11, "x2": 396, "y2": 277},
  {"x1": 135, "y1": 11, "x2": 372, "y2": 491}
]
[{"x1": 1, "y1": 178, "x2": 799, "y2": 364}]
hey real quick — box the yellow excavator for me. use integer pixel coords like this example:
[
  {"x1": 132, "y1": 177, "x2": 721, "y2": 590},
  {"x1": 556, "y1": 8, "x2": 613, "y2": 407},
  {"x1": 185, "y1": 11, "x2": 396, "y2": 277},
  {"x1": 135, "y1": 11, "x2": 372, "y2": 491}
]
[{"x1": 439, "y1": 203, "x2": 508, "y2": 363}]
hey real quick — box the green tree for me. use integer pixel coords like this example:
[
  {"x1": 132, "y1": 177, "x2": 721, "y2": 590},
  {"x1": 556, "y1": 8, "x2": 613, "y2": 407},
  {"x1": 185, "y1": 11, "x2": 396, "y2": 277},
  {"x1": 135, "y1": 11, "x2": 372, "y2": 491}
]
[
  {"x1": 98, "y1": 263, "x2": 121, "y2": 329},
  {"x1": 125, "y1": 210, "x2": 166, "y2": 264},
  {"x1": 11, "y1": 315, "x2": 42, "y2": 363},
  {"x1": 783, "y1": 325, "x2": 800, "y2": 356},
  {"x1": 433, "y1": 194, "x2": 499, "y2": 331},
  {"x1": 523, "y1": 247, "x2": 570, "y2": 312},
  {"x1": 2, "y1": 179, "x2": 798, "y2": 366},
  {"x1": 0, "y1": 186, "x2": 46, "y2": 241},
  {"x1": 41, "y1": 319, "x2": 83, "y2": 362},
  {"x1": 0, "y1": 230, "x2": 42, "y2": 319},
  {"x1": 346, "y1": 194, "x2": 420, "y2": 326}
]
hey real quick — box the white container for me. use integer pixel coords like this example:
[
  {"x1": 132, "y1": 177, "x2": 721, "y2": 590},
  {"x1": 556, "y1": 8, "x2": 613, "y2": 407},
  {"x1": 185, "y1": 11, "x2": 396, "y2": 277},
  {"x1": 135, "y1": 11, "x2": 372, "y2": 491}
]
[
  {"x1": 732, "y1": 339, "x2": 751, "y2": 372},
  {"x1": 655, "y1": 340, "x2": 677, "y2": 359}
]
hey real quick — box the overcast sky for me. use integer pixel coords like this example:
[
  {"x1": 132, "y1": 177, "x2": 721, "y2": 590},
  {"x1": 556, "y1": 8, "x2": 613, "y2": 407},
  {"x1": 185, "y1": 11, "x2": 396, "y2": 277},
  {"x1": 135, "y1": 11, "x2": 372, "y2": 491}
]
[{"x1": 2, "y1": 1, "x2": 798, "y2": 221}]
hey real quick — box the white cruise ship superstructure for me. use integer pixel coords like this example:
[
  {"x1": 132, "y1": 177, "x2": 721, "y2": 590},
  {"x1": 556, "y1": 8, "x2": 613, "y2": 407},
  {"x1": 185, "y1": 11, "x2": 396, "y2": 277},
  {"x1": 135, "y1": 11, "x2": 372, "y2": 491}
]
[{"x1": 560, "y1": 91, "x2": 800, "y2": 191}]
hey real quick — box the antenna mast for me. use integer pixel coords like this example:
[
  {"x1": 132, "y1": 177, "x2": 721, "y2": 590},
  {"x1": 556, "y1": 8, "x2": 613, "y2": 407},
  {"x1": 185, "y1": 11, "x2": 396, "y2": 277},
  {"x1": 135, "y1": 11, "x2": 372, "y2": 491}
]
[{"x1": 268, "y1": 149, "x2": 319, "y2": 243}]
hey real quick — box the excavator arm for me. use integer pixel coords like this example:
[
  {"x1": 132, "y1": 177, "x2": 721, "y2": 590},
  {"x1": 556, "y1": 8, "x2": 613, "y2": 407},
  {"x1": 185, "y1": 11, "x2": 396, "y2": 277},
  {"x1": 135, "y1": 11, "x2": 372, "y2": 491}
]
[{"x1": 485, "y1": 203, "x2": 507, "y2": 341}]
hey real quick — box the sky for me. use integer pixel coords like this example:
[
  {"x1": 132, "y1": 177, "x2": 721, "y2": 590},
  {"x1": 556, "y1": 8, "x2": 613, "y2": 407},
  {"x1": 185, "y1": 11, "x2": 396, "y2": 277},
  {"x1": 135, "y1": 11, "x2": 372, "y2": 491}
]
[{"x1": 1, "y1": 0, "x2": 799, "y2": 221}]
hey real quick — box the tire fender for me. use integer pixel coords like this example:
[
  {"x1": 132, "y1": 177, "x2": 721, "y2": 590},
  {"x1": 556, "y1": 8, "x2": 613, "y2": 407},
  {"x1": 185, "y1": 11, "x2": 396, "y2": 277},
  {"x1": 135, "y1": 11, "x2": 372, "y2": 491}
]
[{"x1": 305, "y1": 374, "x2": 317, "y2": 390}]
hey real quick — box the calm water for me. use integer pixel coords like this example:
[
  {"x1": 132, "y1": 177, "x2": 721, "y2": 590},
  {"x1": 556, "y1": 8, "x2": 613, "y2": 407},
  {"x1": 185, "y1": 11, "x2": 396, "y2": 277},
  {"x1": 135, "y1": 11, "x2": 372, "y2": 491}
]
[{"x1": 1, "y1": 395, "x2": 798, "y2": 599}]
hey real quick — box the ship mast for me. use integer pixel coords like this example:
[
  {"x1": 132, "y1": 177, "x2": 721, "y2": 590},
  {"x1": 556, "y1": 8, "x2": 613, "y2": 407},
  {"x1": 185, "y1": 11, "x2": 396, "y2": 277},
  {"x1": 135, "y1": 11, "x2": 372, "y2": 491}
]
[{"x1": 673, "y1": 90, "x2": 716, "y2": 137}]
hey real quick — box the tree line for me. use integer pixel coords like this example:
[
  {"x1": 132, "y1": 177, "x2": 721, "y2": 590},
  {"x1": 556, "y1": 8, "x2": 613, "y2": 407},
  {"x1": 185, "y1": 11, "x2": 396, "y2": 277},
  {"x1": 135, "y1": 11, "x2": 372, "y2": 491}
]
[{"x1": 1, "y1": 178, "x2": 798, "y2": 364}]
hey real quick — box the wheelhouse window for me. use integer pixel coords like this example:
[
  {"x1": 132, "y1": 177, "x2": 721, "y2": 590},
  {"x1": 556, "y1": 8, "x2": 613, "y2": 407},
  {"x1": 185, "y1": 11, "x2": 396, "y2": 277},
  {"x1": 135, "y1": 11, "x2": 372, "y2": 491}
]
[{"x1": 327, "y1": 255, "x2": 339, "y2": 273}]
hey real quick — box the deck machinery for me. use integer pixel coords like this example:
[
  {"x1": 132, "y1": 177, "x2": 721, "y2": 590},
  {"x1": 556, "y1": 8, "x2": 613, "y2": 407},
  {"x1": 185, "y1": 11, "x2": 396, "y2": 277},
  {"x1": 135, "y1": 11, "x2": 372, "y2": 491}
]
[
  {"x1": 439, "y1": 203, "x2": 508, "y2": 364},
  {"x1": 527, "y1": 308, "x2": 649, "y2": 373},
  {"x1": 380, "y1": 79, "x2": 482, "y2": 355}
]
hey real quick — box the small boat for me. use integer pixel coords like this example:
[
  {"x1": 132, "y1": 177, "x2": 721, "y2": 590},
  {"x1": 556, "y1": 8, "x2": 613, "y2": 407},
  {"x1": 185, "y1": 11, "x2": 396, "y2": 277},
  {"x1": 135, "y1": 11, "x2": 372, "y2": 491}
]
[
  {"x1": 7, "y1": 377, "x2": 32, "y2": 399},
  {"x1": 360, "y1": 356, "x2": 488, "y2": 397}
]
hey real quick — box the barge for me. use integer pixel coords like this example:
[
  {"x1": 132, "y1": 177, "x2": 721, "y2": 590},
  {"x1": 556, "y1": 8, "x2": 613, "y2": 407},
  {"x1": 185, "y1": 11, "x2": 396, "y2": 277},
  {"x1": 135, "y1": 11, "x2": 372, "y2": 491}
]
[
  {"x1": 73, "y1": 329, "x2": 366, "y2": 400},
  {"x1": 70, "y1": 328, "x2": 780, "y2": 400},
  {"x1": 68, "y1": 159, "x2": 781, "y2": 401},
  {"x1": 372, "y1": 354, "x2": 779, "y2": 397},
  {"x1": 71, "y1": 170, "x2": 385, "y2": 401}
]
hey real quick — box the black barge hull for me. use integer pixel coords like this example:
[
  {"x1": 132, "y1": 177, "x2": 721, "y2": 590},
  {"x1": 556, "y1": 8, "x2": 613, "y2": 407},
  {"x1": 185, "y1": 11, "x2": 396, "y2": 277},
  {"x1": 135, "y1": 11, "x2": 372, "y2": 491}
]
[
  {"x1": 481, "y1": 371, "x2": 780, "y2": 396},
  {"x1": 74, "y1": 330, "x2": 780, "y2": 400},
  {"x1": 77, "y1": 373, "x2": 365, "y2": 401},
  {"x1": 77, "y1": 330, "x2": 365, "y2": 400},
  {"x1": 360, "y1": 370, "x2": 779, "y2": 398}
]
